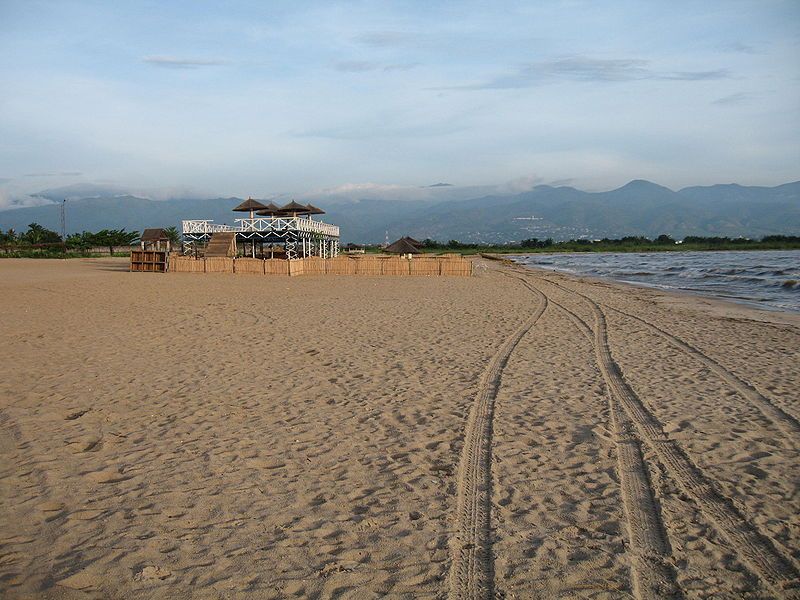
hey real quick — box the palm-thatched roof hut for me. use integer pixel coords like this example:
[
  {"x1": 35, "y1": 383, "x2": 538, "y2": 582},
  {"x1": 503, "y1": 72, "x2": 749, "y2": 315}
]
[
  {"x1": 384, "y1": 238, "x2": 421, "y2": 254},
  {"x1": 255, "y1": 202, "x2": 282, "y2": 216},
  {"x1": 233, "y1": 197, "x2": 269, "y2": 219},
  {"x1": 279, "y1": 200, "x2": 311, "y2": 216}
]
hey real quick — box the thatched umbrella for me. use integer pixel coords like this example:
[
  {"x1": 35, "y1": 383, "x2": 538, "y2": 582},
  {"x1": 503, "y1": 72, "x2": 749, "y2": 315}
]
[
  {"x1": 304, "y1": 204, "x2": 325, "y2": 217},
  {"x1": 233, "y1": 198, "x2": 270, "y2": 258},
  {"x1": 280, "y1": 200, "x2": 310, "y2": 217},
  {"x1": 233, "y1": 197, "x2": 269, "y2": 220},
  {"x1": 385, "y1": 238, "x2": 421, "y2": 254},
  {"x1": 255, "y1": 202, "x2": 282, "y2": 216}
]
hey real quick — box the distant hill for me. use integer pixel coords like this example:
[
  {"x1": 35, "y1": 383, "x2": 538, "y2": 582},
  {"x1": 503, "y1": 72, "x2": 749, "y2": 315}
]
[{"x1": 1, "y1": 180, "x2": 798, "y2": 243}]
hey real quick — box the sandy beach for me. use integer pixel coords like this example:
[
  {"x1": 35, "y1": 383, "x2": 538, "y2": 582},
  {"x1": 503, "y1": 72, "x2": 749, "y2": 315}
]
[{"x1": 0, "y1": 257, "x2": 798, "y2": 599}]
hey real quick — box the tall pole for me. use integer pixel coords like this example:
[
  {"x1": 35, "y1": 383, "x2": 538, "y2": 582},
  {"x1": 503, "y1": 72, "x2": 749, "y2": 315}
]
[{"x1": 61, "y1": 199, "x2": 66, "y2": 255}]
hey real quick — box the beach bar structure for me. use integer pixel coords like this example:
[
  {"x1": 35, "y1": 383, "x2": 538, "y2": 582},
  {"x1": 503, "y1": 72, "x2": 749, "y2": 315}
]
[{"x1": 181, "y1": 200, "x2": 340, "y2": 260}]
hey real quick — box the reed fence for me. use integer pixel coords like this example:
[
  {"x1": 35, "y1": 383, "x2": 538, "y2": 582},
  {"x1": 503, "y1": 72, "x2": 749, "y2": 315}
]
[
  {"x1": 205, "y1": 257, "x2": 234, "y2": 273},
  {"x1": 168, "y1": 255, "x2": 473, "y2": 276},
  {"x1": 234, "y1": 258, "x2": 264, "y2": 274},
  {"x1": 264, "y1": 259, "x2": 290, "y2": 275}
]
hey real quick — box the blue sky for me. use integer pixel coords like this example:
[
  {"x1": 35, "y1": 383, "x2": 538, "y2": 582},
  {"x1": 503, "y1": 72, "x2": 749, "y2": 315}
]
[{"x1": 1, "y1": 0, "x2": 798, "y2": 206}]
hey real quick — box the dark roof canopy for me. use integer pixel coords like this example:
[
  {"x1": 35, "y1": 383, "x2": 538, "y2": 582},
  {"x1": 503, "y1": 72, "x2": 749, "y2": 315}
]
[
  {"x1": 384, "y1": 238, "x2": 421, "y2": 254},
  {"x1": 141, "y1": 228, "x2": 169, "y2": 242},
  {"x1": 304, "y1": 203, "x2": 325, "y2": 215},
  {"x1": 401, "y1": 236, "x2": 423, "y2": 248},
  {"x1": 280, "y1": 200, "x2": 310, "y2": 214},
  {"x1": 232, "y1": 197, "x2": 269, "y2": 212},
  {"x1": 255, "y1": 202, "x2": 282, "y2": 215}
]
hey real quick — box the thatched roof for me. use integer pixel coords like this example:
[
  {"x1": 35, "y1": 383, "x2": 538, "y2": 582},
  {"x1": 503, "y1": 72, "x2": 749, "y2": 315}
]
[
  {"x1": 304, "y1": 203, "x2": 325, "y2": 215},
  {"x1": 233, "y1": 197, "x2": 269, "y2": 212},
  {"x1": 385, "y1": 238, "x2": 421, "y2": 254},
  {"x1": 255, "y1": 202, "x2": 282, "y2": 215},
  {"x1": 280, "y1": 200, "x2": 310, "y2": 214},
  {"x1": 401, "y1": 236, "x2": 423, "y2": 248},
  {"x1": 141, "y1": 228, "x2": 169, "y2": 242}
]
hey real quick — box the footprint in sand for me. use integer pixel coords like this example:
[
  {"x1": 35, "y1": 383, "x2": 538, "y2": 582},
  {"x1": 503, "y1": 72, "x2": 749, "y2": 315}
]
[
  {"x1": 134, "y1": 566, "x2": 172, "y2": 581},
  {"x1": 85, "y1": 469, "x2": 133, "y2": 484}
]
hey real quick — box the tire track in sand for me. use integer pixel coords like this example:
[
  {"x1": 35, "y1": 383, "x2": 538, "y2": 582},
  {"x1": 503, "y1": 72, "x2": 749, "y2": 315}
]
[
  {"x1": 604, "y1": 305, "x2": 800, "y2": 445},
  {"x1": 508, "y1": 273, "x2": 680, "y2": 599},
  {"x1": 449, "y1": 278, "x2": 547, "y2": 600},
  {"x1": 536, "y1": 274, "x2": 800, "y2": 598}
]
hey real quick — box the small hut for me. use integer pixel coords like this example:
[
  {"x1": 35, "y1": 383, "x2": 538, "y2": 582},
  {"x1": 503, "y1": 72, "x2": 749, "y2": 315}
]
[
  {"x1": 384, "y1": 238, "x2": 421, "y2": 255},
  {"x1": 132, "y1": 228, "x2": 171, "y2": 272},
  {"x1": 344, "y1": 243, "x2": 365, "y2": 254},
  {"x1": 140, "y1": 228, "x2": 171, "y2": 252},
  {"x1": 401, "y1": 236, "x2": 423, "y2": 249}
]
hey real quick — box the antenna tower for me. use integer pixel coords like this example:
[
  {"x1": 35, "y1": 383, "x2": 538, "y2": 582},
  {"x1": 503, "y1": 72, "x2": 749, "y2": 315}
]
[{"x1": 60, "y1": 199, "x2": 66, "y2": 240}]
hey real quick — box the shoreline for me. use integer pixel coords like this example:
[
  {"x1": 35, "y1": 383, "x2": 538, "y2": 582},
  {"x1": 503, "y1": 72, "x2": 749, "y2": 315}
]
[{"x1": 510, "y1": 250, "x2": 800, "y2": 316}]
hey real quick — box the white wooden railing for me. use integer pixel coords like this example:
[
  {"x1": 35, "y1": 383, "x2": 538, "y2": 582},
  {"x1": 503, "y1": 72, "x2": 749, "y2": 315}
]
[
  {"x1": 182, "y1": 220, "x2": 238, "y2": 234},
  {"x1": 182, "y1": 218, "x2": 339, "y2": 237}
]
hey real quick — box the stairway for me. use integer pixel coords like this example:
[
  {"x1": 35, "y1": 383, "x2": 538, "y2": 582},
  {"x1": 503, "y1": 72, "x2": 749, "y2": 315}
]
[{"x1": 205, "y1": 232, "x2": 237, "y2": 257}]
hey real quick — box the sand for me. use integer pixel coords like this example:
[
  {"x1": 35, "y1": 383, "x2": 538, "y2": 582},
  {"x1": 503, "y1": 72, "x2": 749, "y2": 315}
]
[{"x1": 0, "y1": 257, "x2": 797, "y2": 599}]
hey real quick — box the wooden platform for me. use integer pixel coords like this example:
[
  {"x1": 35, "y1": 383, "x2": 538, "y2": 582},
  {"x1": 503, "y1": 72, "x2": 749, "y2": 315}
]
[{"x1": 130, "y1": 250, "x2": 168, "y2": 272}]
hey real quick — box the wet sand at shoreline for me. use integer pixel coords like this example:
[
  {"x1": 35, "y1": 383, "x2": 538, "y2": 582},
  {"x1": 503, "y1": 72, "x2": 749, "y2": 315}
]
[{"x1": 1, "y1": 257, "x2": 797, "y2": 599}]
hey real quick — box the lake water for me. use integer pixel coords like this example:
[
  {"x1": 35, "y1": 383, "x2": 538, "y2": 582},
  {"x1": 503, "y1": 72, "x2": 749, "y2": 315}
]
[{"x1": 513, "y1": 250, "x2": 800, "y2": 313}]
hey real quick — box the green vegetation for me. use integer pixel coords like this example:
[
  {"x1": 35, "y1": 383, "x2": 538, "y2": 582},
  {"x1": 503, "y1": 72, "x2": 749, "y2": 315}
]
[
  {"x1": 398, "y1": 234, "x2": 800, "y2": 255},
  {"x1": 0, "y1": 223, "x2": 140, "y2": 258}
]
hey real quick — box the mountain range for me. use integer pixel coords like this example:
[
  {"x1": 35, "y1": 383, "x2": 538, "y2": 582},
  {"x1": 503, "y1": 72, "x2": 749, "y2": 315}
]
[{"x1": 1, "y1": 180, "x2": 798, "y2": 243}]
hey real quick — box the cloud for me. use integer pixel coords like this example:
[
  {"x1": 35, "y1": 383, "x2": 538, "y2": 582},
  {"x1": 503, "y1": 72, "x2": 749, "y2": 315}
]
[
  {"x1": 721, "y1": 42, "x2": 756, "y2": 54},
  {"x1": 660, "y1": 70, "x2": 729, "y2": 81},
  {"x1": 439, "y1": 56, "x2": 730, "y2": 90},
  {"x1": 333, "y1": 61, "x2": 420, "y2": 73},
  {"x1": 500, "y1": 175, "x2": 546, "y2": 193},
  {"x1": 712, "y1": 92, "x2": 750, "y2": 106},
  {"x1": 333, "y1": 61, "x2": 378, "y2": 72},
  {"x1": 383, "y1": 62, "x2": 419, "y2": 72},
  {"x1": 353, "y1": 31, "x2": 415, "y2": 47},
  {"x1": 24, "y1": 171, "x2": 82, "y2": 177},
  {"x1": 295, "y1": 119, "x2": 465, "y2": 140},
  {"x1": 143, "y1": 56, "x2": 228, "y2": 69},
  {"x1": 0, "y1": 190, "x2": 58, "y2": 211}
]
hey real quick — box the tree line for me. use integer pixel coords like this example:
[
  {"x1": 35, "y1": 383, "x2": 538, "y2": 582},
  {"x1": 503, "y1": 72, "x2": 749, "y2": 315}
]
[
  {"x1": 0, "y1": 223, "x2": 179, "y2": 256},
  {"x1": 416, "y1": 234, "x2": 800, "y2": 252}
]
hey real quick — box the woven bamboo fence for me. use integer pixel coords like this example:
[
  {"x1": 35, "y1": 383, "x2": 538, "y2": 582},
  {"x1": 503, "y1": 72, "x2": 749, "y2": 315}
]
[
  {"x1": 355, "y1": 256, "x2": 383, "y2": 276},
  {"x1": 167, "y1": 255, "x2": 472, "y2": 276},
  {"x1": 326, "y1": 256, "x2": 357, "y2": 275},
  {"x1": 234, "y1": 258, "x2": 264, "y2": 274},
  {"x1": 302, "y1": 257, "x2": 326, "y2": 276},
  {"x1": 381, "y1": 257, "x2": 409, "y2": 276},
  {"x1": 264, "y1": 259, "x2": 290, "y2": 275},
  {"x1": 440, "y1": 257, "x2": 472, "y2": 276},
  {"x1": 409, "y1": 257, "x2": 441, "y2": 276},
  {"x1": 288, "y1": 260, "x2": 304, "y2": 277},
  {"x1": 205, "y1": 257, "x2": 234, "y2": 273},
  {"x1": 170, "y1": 256, "x2": 205, "y2": 273}
]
